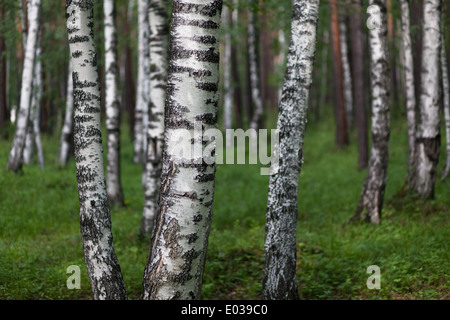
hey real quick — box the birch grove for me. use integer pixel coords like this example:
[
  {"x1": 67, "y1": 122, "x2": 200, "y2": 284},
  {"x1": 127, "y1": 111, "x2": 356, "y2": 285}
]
[
  {"x1": 66, "y1": 0, "x2": 127, "y2": 299},
  {"x1": 7, "y1": 0, "x2": 41, "y2": 172},
  {"x1": 263, "y1": 0, "x2": 320, "y2": 300},
  {"x1": 352, "y1": 0, "x2": 390, "y2": 224},
  {"x1": 142, "y1": 0, "x2": 223, "y2": 300}
]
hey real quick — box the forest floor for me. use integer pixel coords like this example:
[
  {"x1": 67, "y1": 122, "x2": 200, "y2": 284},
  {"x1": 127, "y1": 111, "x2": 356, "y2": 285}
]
[{"x1": 0, "y1": 114, "x2": 449, "y2": 300}]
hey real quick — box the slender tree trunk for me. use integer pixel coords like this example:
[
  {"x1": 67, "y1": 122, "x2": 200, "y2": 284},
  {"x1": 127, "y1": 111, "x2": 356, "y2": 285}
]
[
  {"x1": 223, "y1": 4, "x2": 233, "y2": 148},
  {"x1": 123, "y1": 1, "x2": 136, "y2": 141},
  {"x1": 317, "y1": 29, "x2": 329, "y2": 121},
  {"x1": 66, "y1": 0, "x2": 127, "y2": 300},
  {"x1": 339, "y1": 15, "x2": 353, "y2": 129},
  {"x1": 140, "y1": 0, "x2": 169, "y2": 236},
  {"x1": 104, "y1": 0, "x2": 124, "y2": 206},
  {"x1": 231, "y1": 0, "x2": 242, "y2": 128},
  {"x1": 330, "y1": 0, "x2": 349, "y2": 147},
  {"x1": 32, "y1": 37, "x2": 43, "y2": 168},
  {"x1": 263, "y1": 0, "x2": 320, "y2": 300},
  {"x1": 0, "y1": 2, "x2": 7, "y2": 131},
  {"x1": 7, "y1": 0, "x2": 41, "y2": 172},
  {"x1": 410, "y1": 0, "x2": 442, "y2": 198},
  {"x1": 411, "y1": 0, "x2": 424, "y2": 105},
  {"x1": 134, "y1": 0, "x2": 150, "y2": 164},
  {"x1": 442, "y1": 24, "x2": 450, "y2": 179},
  {"x1": 142, "y1": 0, "x2": 223, "y2": 300},
  {"x1": 59, "y1": 60, "x2": 74, "y2": 166},
  {"x1": 248, "y1": 6, "x2": 263, "y2": 131},
  {"x1": 349, "y1": 0, "x2": 368, "y2": 169},
  {"x1": 399, "y1": 0, "x2": 417, "y2": 185},
  {"x1": 352, "y1": 0, "x2": 390, "y2": 224}
]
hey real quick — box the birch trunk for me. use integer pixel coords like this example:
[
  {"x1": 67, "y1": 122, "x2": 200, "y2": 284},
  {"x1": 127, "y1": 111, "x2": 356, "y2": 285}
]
[
  {"x1": 31, "y1": 38, "x2": 44, "y2": 168},
  {"x1": 104, "y1": 0, "x2": 124, "y2": 206},
  {"x1": 399, "y1": 0, "x2": 417, "y2": 185},
  {"x1": 140, "y1": 0, "x2": 169, "y2": 236},
  {"x1": 59, "y1": 60, "x2": 74, "y2": 166},
  {"x1": 134, "y1": 0, "x2": 150, "y2": 164},
  {"x1": 352, "y1": 0, "x2": 390, "y2": 224},
  {"x1": 441, "y1": 22, "x2": 450, "y2": 179},
  {"x1": 263, "y1": 0, "x2": 320, "y2": 300},
  {"x1": 248, "y1": 6, "x2": 263, "y2": 131},
  {"x1": 339, "y1": 16, "x2": 353, "y2": 129},
  {"x1": 142, "y1": 0, "x2": 223, "y2": 300},
  {"x1": 7, "y1": 0, "x2": 41, "y2": 172},
  {"x1": 411, "y1": 0, "x2": 442, "y2": 198},
  {"x1": 222, "y1": 4, "x2": 233, "y2": 148},
  {"x1": 66, "y1": 0, "x2": 127, "y2": 300}
]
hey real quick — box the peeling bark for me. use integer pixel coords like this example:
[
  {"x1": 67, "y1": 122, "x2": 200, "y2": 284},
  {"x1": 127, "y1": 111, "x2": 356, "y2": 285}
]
[
  {"x1": 66, "y1": 0, "x2": 127, "y2": 300},
  {"x1": 352, "y1": 0, "x2": 390, "y2": 224},
  {"x1": 141, "y1": 0, "x2": 170, "y2": 236},
  {"x1": 104, "y1": 0, "x2": 124, "y2": 206},
  {"x1": 142, "y1": 0, "x2": 223, "y2": 300},
  {"x1": 263, "y1": 0, "x2": 320, "y2": 300},
  {"x1": 7, "y1": 0, "x2": 41, "y2": 172}
]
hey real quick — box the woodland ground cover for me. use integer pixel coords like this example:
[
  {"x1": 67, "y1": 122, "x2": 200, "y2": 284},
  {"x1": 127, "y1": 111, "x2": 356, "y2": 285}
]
[{"x1": 0, "y1": 113, "x2": 448, "y2": 300}]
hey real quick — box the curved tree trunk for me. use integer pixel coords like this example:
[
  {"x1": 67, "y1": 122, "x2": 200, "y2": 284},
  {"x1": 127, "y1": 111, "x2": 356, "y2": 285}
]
[
  {"x1": 140, "y1": 0, "x2": 169, "y2": 236},
  {"x1": 7, "y1": 0, "x2": 41, "y2": 172},
  {"x1": 142, "y1": 0, "x2": 223, "y2": 300},
  {"x1": 410, "y1": 0, "x2": 442, "y2": 199},
  {"x1": 263, "y1": 0, "x2": 320, "y2": 300},
  {"x1": 399, "y1": 0, "x2": 417, "y2": 186},
  {"x1": 59, "y1": 60, "x2": 74, "y2": 167},
  {"x1": 134, "y1": 0, "x2": 150, "y2": 165},
  {"x1": 104, "y1": 0, "x2": 124, "y2": 206},
  {"x1": 352, "y1": 0, "x2": 390, "y2": 224},
  {"x1": 66, "y1": 0, "x2": 127, "y2": 300}
]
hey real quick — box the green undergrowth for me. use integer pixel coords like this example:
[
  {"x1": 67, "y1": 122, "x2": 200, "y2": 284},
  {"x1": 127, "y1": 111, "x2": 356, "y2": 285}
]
[{"x1": 0, "y1": 115, "x2": 448, "y2": 300}]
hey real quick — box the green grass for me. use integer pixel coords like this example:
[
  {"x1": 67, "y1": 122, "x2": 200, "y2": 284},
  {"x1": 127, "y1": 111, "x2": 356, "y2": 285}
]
[{"x1": 0, "y1": 115, "x2": 449, "y2": 300}]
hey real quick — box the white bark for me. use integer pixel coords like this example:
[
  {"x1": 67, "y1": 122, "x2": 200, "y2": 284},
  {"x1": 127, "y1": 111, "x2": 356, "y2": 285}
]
[
  {"x1": 104, "y1": 0, "x2": 124, "y2": 205},
  {"x1": 134, "y1": 0, "x2": 150, "y2": 164},
  {"x1": 412, "y1": 0, "x2": 442, "y2": 198},
  {"x1": 66, "y1": 0, "x2": 127, "y2": 300},
  {"x1": 248, "y1": 7, "x2": 263, "y2": 131},
  {"x1": 353, "y1": 0, "x2": 390, "y2": 224},
  {"x1": 339, "y1": 17, "x2": 353, "y2": 129},
  {"x1": 7, "y1": 0, "x2": 41, "y2": 172},
  {"x1": 142, "y1": 0, "x2": 223, "y2": 300},
  {"x1": 263, "y1": 0, "x2": 320, "y2": 300},
  {"x1": 31, "y1": 38, "x2": 43, "y2": 168},
  {"x1": 399, "y1": 0, "x2": 417, "y2": 184},
  {"x1": 59, "y1": 60, "x2": 74, "y2": 166},
  {"x1": 140, "y1": 0, "x2": 170, "y2": 236},
  {"x1": 222, "y1": 4, "x2": 233, "y2": 148}
]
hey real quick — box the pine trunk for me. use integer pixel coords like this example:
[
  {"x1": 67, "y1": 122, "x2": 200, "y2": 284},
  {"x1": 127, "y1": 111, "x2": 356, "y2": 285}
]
[
  {"x1": 263, "y1": 0, "x2": 320, "y2": 300},
  {"x1": 66, "y1": 0, "x2": 127, "y2": 300},
  {"x1": 7, "y1": 0, "x2": 41, "y2": 172},
  {"x1": 352, "y1": 0, "x2": 390, "y2": 224},
  {"x1": 142, "y1": 0, "x2": 223, "y2": 300},
  {"x1": 104, "y1": 0, "x2": 124, "y2": 206},
  {"x1": 140, "y1": 0, "x2": 169, "y2": 236},
  {"x1": 411, "y1": 0, "x2": 442, "y2": 198}
]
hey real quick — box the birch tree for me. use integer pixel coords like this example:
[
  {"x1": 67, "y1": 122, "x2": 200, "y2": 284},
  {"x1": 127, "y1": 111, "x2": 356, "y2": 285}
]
[
  {"x1": 7, "y1": 0, "x2": 41, "y2": 172},
  {"x1": 59, "y1": 60, "x2": 74, "y2": 167},
  {"x1": 140, "y1": 0, "x2": 169, "y2": 236},
  {"x1": 66, "y1": 0, "x2": 127, "y2": 299},
  {"x1": 142, "y1": 0, "x2": 223, "y2": 300},
  {"x1": 352, "y1": 0, "x2": 390, "y2": 224},
  {"x1": 399, "y1": 0, "x2": 417, "y2": 185},
  {"x1": 263, "y1": 0, "x2": 320, "y2": 300},
  {"x1": 222, "y1": 4, "x2": 233, "y2": 148},
  {"x1": 134, "y1": 0, "x2": 150, "y2": 164},
  {"x1": 410, "y1": 0, "x2": 442, "y2": 198},
  {"x1": 339, "y1": 15, "x2": 353, "y2": 129},
  {"x1": 104, "y1": 0, "x2": 124, "y2": 205}
]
